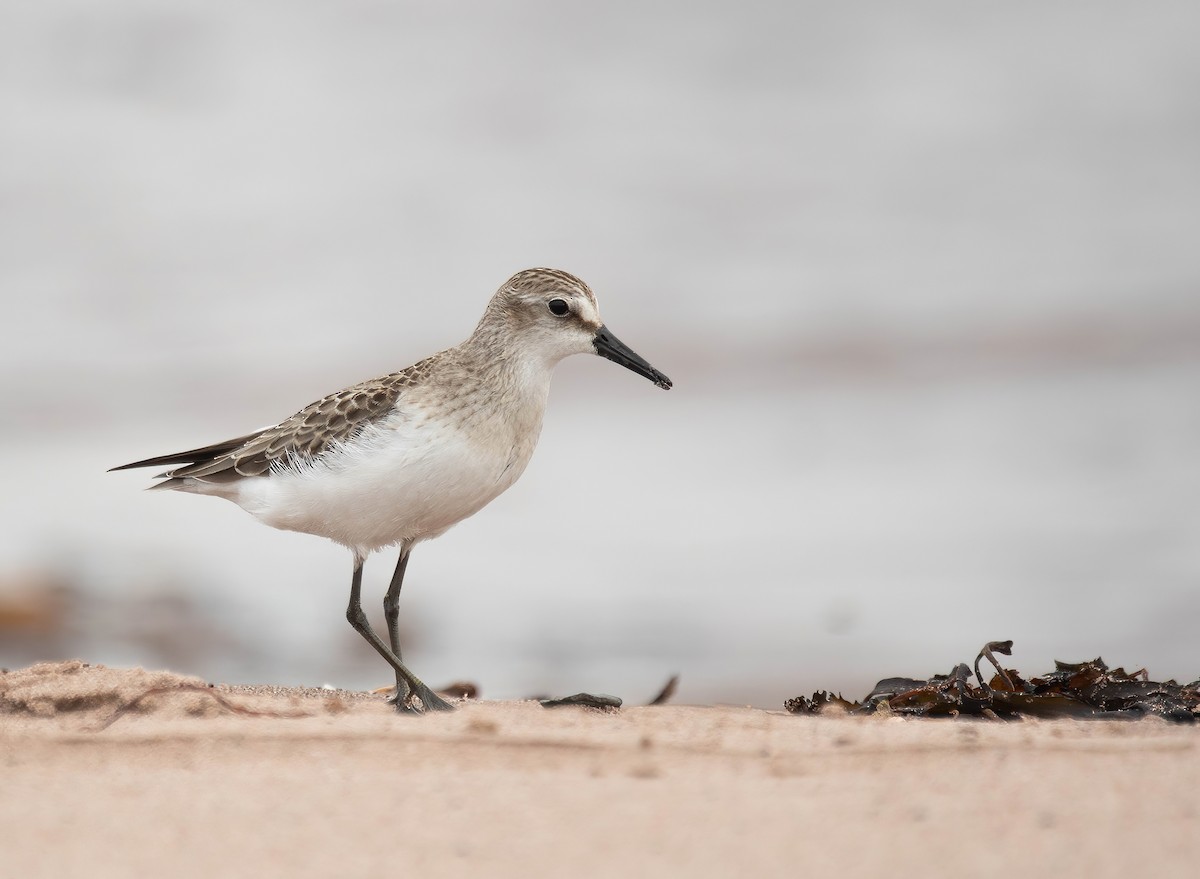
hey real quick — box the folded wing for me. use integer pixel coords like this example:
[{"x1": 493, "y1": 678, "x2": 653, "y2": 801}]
[{"x1": 111, "y1": 369, "x2": 425, "y2": 485}]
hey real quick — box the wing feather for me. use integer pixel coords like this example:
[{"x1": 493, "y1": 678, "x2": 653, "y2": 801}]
[{"x1": 111, "y1": 363, "x2": 433, "y2": 483}]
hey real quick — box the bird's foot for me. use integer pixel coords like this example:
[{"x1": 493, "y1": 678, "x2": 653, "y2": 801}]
[
  {"x1": 393, "y1": 682, "x2": 455, "y2": 714},
  {"x1": 385, "y1": 680, "x2": 411, "y2": 706}
]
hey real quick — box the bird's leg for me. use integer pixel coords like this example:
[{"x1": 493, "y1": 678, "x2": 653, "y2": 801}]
[
  {"x1": 346, "y1": 557, "x2": 453, "y2": 713},
  {"x1": 383, "y1": 544, "x2": 412, "y2": 703}
]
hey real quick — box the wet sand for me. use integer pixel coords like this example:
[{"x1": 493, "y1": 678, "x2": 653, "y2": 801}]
[{"x1": 2, "y1": 661, "x2": 1197, "y2": 878}]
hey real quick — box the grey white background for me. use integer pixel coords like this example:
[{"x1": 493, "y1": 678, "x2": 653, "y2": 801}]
[{"x1": 2, "y1": 1, "x2": 1198, "y2": 704}]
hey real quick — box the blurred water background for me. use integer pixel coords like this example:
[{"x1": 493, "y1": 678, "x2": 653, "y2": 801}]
[{"x1": 2, "y1": 1, "x2": 1198, "y2": 705}]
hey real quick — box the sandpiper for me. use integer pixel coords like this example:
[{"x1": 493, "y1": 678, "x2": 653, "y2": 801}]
[{"x1": 112, "y1": 268, "x2": 672, "y2": 712}]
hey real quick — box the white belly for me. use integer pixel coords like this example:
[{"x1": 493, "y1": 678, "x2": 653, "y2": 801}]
[{"x1": 229, "y1": 407, "x2": 539, "y2": 556}]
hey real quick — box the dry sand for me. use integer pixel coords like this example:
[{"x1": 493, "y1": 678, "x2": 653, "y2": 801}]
[{"x1": 2, "y1": 661, "x2": 1197, "y2": 878}]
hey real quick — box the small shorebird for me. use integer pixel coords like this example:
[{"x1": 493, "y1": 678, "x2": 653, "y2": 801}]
[{"x1": 112, "y1": 268, "x2": 672, "y2": 712}]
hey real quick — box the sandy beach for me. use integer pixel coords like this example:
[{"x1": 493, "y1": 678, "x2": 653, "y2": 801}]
[{"x1": 2, "y1": 660, "x2": 1197, "y2": 878}]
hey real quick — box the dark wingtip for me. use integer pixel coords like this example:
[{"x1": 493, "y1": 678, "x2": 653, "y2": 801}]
[{"x1": 108, "y1": 431, "x2": 261, "y2": 475}]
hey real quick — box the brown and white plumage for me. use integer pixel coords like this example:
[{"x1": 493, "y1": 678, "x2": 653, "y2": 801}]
[
  {"x1": 112, "y1": 268, "x2": 672, "y2": 712},
  {"x1": 222, "y1": 371, "x2": 426, "y2": 474},
  {"x1": 119, "y1": 369, "x2": 426, "y2": 483}
]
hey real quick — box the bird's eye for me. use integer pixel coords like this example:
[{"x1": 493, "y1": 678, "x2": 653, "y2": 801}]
[{"x1": 547, "y1": 298, "x2": 570, "y2": 316}]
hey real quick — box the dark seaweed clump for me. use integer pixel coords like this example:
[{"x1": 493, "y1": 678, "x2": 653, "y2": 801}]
[{"x1": 786, "y1": 641, "x2": 1200, "y2": 722}]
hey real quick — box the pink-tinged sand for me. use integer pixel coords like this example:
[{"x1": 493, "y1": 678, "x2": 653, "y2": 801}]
[{"x1": 2, "y1": 661, "x2": 1197, "y2": 878}]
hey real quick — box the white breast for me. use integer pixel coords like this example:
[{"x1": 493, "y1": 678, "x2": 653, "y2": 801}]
[{"x1": 227, "y1": 395, "x2": 544, "y2": 557}]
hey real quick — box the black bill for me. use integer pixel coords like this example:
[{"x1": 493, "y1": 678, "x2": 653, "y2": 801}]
[{"x1": 593, "y1": 325, "x2": 673, "y2": 390}]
